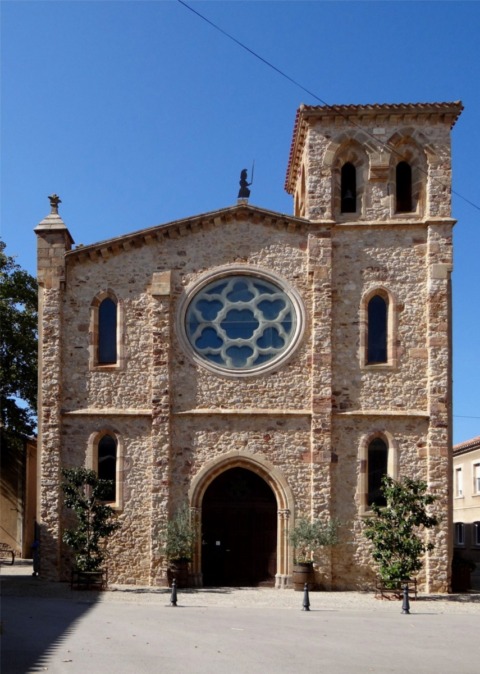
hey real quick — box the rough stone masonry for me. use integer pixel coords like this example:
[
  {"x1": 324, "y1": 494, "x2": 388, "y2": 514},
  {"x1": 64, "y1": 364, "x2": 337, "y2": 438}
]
[{"x1": 35, "y1": 101, "x2": 463, "y2": 591}]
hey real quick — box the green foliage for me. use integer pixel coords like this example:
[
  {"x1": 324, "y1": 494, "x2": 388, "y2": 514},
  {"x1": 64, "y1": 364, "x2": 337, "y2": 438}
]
[
  {"x1": 363, "y1": 475, "x2": 438, "y2": 586},
  {"x1": 62, "y1": 467, "x2": 120, "y2": 572},
  {"x1": 0, "y1": 239, "x2": 38, "y2": 437},
  {"x1": 289, "y1": 517, "x2": 339, "y2": 563},
  {"x1": 161, "y1": 504, "x2": 196, "y2": 562}
]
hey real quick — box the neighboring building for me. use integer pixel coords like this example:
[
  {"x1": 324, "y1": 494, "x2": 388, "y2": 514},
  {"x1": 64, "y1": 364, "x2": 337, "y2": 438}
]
[
  {"x1": 35, "y1": 101, "x2": 462, "y2": 591},
  {"x1": 0, "y1": 434, "x2": 37, "y2": 558},
  {"x1": 453, "y1": 436, "x2": 480, "y2": 589}
]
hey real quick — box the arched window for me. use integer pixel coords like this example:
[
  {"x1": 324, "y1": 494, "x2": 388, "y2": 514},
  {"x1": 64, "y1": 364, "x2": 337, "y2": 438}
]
[
  {"x1": 341, "y1": 162, "x2": 356, "y2": 213},
  {"x1": 396, "y1": 161, "x2": 413, "y2": 212},
  {"x1": 368, "y1": 438, "x2": 388, "y2": 507},
  {"x1": 367, "y1": 295, "x2": 387, "y2": 364},
  {"x1": 98, "y1": 434, "x2": 117, "y2": 502},
  {"x1": 98, "y1": 298, "x2": 117, "y2": 364},
  {"x1": 359, "y1": 432, "x2": 397, "y2": 514}
]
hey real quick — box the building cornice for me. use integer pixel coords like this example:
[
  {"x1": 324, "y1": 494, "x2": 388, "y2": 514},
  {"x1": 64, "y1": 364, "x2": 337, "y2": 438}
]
[
  {"x1": 174, "y1": 408, "x2": 311, "y2": 417},
  {"x1": 334, "y1": 409, "x2": 429, "y2": 418},
  {"x1": 62, "y1": 408, "x2": 152, "y2": 417}
]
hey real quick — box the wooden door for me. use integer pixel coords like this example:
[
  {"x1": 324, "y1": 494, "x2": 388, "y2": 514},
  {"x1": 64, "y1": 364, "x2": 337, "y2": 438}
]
[{"x1": 201, "y1": 468, "x2": 277, "y2": 586}]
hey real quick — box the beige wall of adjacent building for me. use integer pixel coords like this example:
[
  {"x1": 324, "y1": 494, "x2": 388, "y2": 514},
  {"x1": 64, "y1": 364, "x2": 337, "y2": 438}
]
[{"x1": 453, "y1": 438, "x2": 480, "y2": 588}]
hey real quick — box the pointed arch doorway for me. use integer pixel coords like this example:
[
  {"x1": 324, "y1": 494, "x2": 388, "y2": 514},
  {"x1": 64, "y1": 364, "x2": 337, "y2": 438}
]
[{"x1": 201, "y1": 467, "x2": 277, "y2": 587}]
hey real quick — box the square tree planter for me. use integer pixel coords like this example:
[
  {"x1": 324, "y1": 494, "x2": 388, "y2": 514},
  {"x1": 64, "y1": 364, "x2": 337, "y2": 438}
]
[
  {"x1": 71, "y1": 568, "x2": 108, "y2": 591},
  {"x1": 375, "y1": 577, "x2": 417, "y2": 600}
]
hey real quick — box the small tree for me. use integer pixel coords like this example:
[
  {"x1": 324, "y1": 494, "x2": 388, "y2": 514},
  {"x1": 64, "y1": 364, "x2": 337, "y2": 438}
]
[
  {"x1": 161, "y1": 504, "x2": 196, "y2": 563},
  {"x1": 363, "y1": 475, "x2": 438, "y2": 586},
  {"x1": 62, "y1": 467, "x2": 120, "y2": 572},
  {"x1": 289, "y1": 517, "x2": 338, "y2": 564}
]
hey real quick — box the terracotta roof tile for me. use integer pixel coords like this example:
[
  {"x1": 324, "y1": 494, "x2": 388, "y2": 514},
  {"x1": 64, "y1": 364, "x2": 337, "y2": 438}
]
[{"x1": 453, "y1": 435, "x2": 480, "y2": 454}]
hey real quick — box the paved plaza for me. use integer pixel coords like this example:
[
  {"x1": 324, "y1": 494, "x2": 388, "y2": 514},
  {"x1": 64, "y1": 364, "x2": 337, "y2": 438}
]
[{"x1": 1, "y1": 561, "x2": 479, "y2": 673}]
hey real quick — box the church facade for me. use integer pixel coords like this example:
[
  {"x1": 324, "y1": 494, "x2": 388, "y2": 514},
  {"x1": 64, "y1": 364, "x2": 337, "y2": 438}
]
[{"x1": 36, "y1": 101, "x2": 462, "y2": 591}]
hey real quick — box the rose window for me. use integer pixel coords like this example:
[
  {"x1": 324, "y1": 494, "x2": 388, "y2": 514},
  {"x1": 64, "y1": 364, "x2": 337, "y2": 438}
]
[{"x1": 184, "y1": 275, "x2": 299, "y2": 373}]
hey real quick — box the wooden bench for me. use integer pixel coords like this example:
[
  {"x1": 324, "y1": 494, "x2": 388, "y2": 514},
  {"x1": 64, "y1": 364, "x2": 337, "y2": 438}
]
[
  {"x1": 375, "y1": 577, "x2": 417, "y2": 600},
  {"x1": 0, "y1": 542, "x2": 16, "y2": 565}
]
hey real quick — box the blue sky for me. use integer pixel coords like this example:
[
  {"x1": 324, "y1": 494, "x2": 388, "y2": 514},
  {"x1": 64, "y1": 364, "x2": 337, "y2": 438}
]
[{"x1": 1, "y1": 0, "x2": 479, "y2": 443}]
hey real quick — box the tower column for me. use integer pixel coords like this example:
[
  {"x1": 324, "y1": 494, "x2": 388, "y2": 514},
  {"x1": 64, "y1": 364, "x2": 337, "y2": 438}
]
[
  {"x1": 308, "y1": 229, "x2": 334, "y2": 587},
  {"x1": 34, "y1": 195, "x2": 74, "y2": 580},
  {"x1": 425, "y1": 220, "x2": 455, "y2": 593},
  {"x1": 148, "y1": 272, "x2": 172, "y2": 585}
]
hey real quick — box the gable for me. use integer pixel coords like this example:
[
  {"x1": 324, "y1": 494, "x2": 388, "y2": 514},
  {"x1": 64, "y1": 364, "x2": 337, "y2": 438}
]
[{"x1": 66, "y1": 204, "x2": 309, "y2": 269}]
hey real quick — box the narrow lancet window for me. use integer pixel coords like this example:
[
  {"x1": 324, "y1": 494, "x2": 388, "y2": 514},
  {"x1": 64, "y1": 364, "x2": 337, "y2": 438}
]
[
  {"x1": 368, "y1": 438, "x2": 388, "y2": 507},
  {"x1": 367, "y1": 295, "x2": 387, "y2": 364},
  {"x1": 396, "y1": 161, "x2": 413, "y2": 212},
  {"x1": 98, "y1": 298, "x2": 117, "y2": 364},
  {"x1": 98, "y1": 434, "x2": 117, "y2": 502},
  {"x1": 341, "y1": 162, "x2": 357, "y2": 213}
]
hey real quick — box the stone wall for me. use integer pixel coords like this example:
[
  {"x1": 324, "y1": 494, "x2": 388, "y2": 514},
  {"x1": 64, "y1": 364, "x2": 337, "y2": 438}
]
[{"x1": 36, "y1": 103, "x2": 460, "y2": 591}]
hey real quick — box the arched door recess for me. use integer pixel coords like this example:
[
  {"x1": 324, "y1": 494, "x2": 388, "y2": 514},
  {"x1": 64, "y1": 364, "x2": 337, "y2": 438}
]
[
  {"x1": 189, "y1": 452, "x2": 294, "y2": 588},
  {"x1": 202, "y1": 468, "x2": 276, "y2": 586}
]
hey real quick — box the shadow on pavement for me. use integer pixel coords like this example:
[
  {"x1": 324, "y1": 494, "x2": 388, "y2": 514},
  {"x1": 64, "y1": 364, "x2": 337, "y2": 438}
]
[
  {"x1": 1, "y1": 561, "x2": 100, "y2": 674},
  {"x1": 110, "y1": 585, "x2": 243, "y2": 596},
  {"x1": 416, "y1": 592, "x2": 480, "y2": 603}
]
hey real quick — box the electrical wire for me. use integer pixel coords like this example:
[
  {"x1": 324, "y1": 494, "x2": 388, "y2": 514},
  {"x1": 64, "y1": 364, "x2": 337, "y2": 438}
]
[
  {"x1": 178, "y1": 0, "x2": 480, "y2": 429},
  {"x1": 177, "y1": 0, "x2": 329, "y2": 106},
  {"x1": 177, "y1": 0, "x2": 480, "y2": 213}
]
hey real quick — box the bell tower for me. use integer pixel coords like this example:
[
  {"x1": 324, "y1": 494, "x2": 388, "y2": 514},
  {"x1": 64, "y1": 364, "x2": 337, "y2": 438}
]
[
  {"x1": 286, "y1": 101, "x2": 463, "y2": 223},
  {"x1": 286, "y1": 101, "x2": 463, "y2": 592}
]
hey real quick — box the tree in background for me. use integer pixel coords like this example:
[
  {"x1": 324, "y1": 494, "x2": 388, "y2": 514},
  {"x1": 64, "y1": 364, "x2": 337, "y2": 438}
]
[
  {"x1": 0, "y1": 239, "x2": 38, "y2": 438},
  {"x1": 363, "y1": 476, "x2": 439, "y2": 586}
]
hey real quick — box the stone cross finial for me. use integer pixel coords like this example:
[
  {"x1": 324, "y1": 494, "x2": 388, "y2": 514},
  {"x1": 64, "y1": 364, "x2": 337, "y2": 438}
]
[{"x1": 48, "y1": 194, "x2": 62, "y2": 214}]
